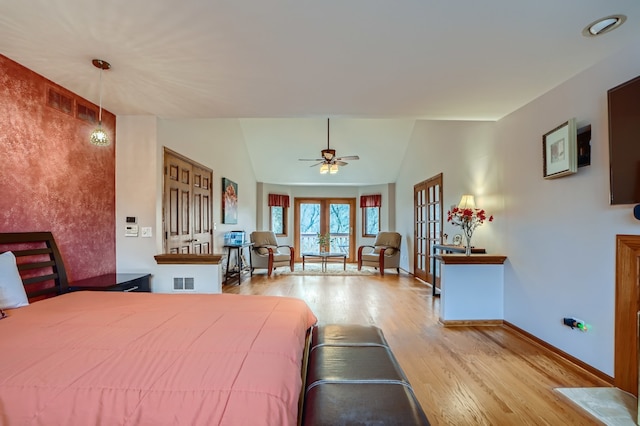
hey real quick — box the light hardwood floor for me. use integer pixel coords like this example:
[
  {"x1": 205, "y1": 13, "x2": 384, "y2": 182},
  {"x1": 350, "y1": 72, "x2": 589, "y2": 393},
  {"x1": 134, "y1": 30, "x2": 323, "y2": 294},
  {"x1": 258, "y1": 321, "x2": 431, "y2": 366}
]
[{"x1": 223, "y1": 268, "x2": 608, "y2": 425}]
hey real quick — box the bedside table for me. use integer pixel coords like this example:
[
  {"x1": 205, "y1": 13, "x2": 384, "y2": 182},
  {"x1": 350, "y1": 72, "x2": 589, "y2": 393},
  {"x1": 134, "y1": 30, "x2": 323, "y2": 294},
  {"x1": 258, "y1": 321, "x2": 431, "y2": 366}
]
[{"x1": 69, "y1": 273, "x2": 151, "y2": 292}]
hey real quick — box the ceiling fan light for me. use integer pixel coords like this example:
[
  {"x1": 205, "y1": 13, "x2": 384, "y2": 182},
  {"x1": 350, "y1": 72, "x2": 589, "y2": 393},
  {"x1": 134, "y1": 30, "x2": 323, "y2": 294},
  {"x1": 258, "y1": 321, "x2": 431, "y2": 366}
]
[
  {"x1": 320, "y1": 164, "x2": 329, "y2": 174},
  {"x1": 329, "y1": 164, "x2": 338, "y2": 174}
]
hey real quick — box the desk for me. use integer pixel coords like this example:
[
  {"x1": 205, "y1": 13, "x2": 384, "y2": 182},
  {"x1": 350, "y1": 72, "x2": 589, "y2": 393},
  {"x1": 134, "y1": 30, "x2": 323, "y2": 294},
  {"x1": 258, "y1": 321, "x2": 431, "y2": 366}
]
[
  {"x1": 69, "y1": 273, "x2": 151, "y2": 292},
  {"x1": 302, "y1": 252, "x2": 347, "y2": 272},
  {"x1": 431, "y1": 244, "x2": 485, "y2": 296},
  {"x1": 224, "y1": 243, "x2": 253, "y2": 285}
]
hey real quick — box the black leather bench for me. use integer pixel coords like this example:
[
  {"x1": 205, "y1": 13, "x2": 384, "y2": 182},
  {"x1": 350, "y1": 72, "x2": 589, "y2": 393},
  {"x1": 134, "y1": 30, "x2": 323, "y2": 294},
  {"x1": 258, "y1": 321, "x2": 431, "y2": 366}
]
[{"x1": 302, "y1": 324, "x2": 430, "y2": 425}]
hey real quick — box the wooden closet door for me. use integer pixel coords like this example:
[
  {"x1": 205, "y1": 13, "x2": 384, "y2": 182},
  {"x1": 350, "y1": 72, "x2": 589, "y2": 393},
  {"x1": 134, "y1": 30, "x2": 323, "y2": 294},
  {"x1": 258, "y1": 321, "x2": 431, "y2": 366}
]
[
  {"x1": 192, "y1": 165, "x2": 212, "y2": 254},
  {"x1": 164, "y1": 149, "x2": 213, "y2": 254}
]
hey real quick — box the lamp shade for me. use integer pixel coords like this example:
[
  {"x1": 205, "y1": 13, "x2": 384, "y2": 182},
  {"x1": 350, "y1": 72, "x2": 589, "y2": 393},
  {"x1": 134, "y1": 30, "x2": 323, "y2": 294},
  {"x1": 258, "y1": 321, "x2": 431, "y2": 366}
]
[
  {"x1": 329, "y1": 164, "x2": 338, "y2": 174},
  {"x1": 320, "y1": 164, "x2": 329, "y2": 174},
  {"x1": 457, "y1": 195, "x2": 476, "y2": 210}
]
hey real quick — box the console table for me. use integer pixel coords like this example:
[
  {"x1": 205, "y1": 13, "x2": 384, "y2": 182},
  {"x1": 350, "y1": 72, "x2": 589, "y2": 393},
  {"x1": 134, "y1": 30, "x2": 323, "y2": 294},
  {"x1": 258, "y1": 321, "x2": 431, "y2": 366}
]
[
  {"x1": 224, "y1": 242, "x2": 253, "y2": 285},
  {"x1": 69, "y1": 273, "x2": 151, "y2": 292}
]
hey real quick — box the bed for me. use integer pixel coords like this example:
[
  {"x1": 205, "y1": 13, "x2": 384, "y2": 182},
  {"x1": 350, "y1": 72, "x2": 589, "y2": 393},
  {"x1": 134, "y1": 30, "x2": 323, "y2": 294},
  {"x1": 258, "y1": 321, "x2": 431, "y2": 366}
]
[{"x1": 0, "y1": 232, "x2": 317, "y2": 425}]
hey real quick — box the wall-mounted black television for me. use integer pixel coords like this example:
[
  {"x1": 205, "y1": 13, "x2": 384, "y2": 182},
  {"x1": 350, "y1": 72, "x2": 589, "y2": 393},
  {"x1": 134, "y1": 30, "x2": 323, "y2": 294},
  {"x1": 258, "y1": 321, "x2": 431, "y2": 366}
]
[{"x1": 608, "y1": 74, "x2": 640, "y2": 205}]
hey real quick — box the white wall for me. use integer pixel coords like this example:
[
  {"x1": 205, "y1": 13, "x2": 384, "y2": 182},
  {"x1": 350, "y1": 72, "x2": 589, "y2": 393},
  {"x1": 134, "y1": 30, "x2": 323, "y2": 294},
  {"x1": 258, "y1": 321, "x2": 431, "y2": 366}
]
[
  {"x1": 158, "y1": 119, "x2": 257, "y2": 251},
  {"x1": 116, "y1": 117, "x2": 257, "y2": 291},
  {"x1": 396, "y1": 41, "x2": 640, "y2": 377},
  {"x1": 495, "y1": 42, "x2": 640, "y2": 376},
  {"x1": 395, "y1": 120, "x2": 500, "y2": 273},
  {"x1": 115, "y1": 115, "x2": 159, "y2": 274}
]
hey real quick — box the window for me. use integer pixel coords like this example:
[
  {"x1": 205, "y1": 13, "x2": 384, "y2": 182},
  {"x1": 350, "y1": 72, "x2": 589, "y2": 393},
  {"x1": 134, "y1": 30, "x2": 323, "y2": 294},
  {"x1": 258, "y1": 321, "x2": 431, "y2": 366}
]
[
  {"x1": 363, "y1": 207, "x2": 380, "y2": 237},
  {"x1": 360, "y1": 194, "x2": 382, "y2": 237},
  {"x1": 270, "y1": 205, "x2": 287, "y2": 236},
  {"x1": 268, "y1": 194, "x2": 290, "y2": 236}
]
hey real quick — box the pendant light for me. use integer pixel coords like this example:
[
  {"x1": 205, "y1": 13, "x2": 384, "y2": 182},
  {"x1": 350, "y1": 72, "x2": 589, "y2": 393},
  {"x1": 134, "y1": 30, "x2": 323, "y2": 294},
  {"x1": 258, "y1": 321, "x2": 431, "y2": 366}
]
[{"x1": 89, "y1": 59, "x2": 111, "y2": 146}]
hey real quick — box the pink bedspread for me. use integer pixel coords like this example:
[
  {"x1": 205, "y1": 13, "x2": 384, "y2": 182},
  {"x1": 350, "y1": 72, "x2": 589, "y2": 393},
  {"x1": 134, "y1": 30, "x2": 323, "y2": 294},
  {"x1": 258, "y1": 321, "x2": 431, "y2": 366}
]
[{"x1": 0, "y1": 291, "x2": 317, "y2": 425}]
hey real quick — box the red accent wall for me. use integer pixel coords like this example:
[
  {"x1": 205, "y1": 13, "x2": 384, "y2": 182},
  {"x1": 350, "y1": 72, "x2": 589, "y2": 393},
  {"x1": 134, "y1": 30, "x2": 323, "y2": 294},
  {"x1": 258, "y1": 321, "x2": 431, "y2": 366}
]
[{"x1": 0, "y1": 55, "x2": 116, "y2": 281}]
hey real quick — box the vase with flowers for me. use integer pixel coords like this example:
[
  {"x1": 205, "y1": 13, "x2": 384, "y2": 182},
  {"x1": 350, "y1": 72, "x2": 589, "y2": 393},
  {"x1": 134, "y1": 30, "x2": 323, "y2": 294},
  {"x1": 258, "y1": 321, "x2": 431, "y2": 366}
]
[
  {"x1": 447, "y1": 205, "x2": 493, "y2": 256},
  {"x1": 316, "y1": 232, "x2": 333, "y2": 253}
]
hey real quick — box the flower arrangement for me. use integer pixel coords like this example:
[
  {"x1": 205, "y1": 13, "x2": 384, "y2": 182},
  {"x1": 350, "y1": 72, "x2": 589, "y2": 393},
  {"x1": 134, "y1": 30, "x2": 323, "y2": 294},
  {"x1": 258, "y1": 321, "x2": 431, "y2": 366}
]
[
  {"x1": 447, "y1": 206, "x2": 494, "y2": 255},
  {"x1": 316, "y1": 232, "x2": 333, "y2": 252}
]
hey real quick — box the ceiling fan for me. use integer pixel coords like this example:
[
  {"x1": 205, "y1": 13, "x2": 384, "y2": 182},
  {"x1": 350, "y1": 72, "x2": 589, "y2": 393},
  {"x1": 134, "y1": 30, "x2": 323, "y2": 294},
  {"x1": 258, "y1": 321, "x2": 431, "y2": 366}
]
[{"x1": 299, "y1": 119, "x2": 359, "y2": 173}]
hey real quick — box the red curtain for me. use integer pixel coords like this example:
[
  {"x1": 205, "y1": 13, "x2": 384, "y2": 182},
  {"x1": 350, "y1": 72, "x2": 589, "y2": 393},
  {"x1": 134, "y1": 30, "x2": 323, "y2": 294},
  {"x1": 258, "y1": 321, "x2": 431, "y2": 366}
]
[
  {"x1": 268, "y1": 194, "x2": 290, "y2": 208},
  {"x1": 360, "y1": 194, "x2": 381, "y2": 208}
]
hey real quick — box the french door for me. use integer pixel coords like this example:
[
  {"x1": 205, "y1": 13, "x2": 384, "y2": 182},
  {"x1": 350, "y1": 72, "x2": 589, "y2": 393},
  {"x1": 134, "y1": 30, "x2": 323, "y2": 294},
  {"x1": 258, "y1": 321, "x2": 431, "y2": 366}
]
[
  {"x1": 294, "y1": 198, "x2": 356, "y2": 261},
  {"x1": 414, "y1": 174, "x2": 443, "y2": 285}
]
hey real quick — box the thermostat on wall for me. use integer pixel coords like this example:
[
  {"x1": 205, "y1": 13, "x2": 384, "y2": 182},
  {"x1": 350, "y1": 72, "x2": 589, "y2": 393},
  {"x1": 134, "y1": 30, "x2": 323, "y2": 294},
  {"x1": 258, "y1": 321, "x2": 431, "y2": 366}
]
[
  {"x1": 125, "y1": 225, "x2": 139, "y2": 237},
  {"x1": 126, "y1": 216, "x2": 137, "y2": 224}
]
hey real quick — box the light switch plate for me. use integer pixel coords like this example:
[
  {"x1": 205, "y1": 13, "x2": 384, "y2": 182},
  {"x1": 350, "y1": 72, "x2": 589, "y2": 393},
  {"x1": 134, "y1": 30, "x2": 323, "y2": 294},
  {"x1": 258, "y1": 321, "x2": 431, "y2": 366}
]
[{"x1": 141, "y1": 227, "x2": 153, "y2": 238}]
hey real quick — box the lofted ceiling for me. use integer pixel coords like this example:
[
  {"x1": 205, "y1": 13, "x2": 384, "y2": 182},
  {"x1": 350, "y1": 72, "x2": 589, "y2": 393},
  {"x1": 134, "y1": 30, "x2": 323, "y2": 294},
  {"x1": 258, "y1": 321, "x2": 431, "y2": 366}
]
[{"x1": 1, "y1": 0, "x2": 639, "y2": 185}]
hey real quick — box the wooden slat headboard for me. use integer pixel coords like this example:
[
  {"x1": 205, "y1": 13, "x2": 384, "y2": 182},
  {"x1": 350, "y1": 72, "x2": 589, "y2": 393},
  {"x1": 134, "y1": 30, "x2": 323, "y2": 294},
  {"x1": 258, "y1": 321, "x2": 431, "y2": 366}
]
[{"x1": 0, "y1": 232, "x2": 69, "y2": 299}]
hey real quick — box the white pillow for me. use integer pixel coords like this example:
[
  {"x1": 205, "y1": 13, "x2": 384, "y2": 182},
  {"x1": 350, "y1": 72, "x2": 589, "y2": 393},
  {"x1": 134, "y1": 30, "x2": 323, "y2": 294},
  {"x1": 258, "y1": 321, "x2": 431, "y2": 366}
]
[{"x1": 0, "y1": 251, "x2": 29, "y2": 309}]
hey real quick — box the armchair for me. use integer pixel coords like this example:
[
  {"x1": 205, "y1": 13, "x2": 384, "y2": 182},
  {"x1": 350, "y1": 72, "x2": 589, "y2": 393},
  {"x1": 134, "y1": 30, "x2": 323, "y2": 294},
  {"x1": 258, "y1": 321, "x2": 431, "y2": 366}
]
[
  {"x1": 249, "y1": 231, "x2": 295, "y2": 277},
  {"x1": 357, "y1": 232, "x2": 401, "y2": 276}
]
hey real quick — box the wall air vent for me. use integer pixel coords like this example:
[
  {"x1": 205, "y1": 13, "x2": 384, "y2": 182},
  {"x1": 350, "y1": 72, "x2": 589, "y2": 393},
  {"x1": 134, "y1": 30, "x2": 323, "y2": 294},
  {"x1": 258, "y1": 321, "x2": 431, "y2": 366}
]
[
  {"x1": 185, "y1": 277, "x2": 195, "y2": 290},
  {"x1": 46, "y1": 86, "x2": 73, "y2": 115},
  {"x1": 173, "y1": 277, "x2": 184, "y2": 290},
  {"x1": 76, "y1": 103, "x2": 98, "y2": 124},
  {"x1": 173, "y1": 277, "x2": 195, "y2": 291}
]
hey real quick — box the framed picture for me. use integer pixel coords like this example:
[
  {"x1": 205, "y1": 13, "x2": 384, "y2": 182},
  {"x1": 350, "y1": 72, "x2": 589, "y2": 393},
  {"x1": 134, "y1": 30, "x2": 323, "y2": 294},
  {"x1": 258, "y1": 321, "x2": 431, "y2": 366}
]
[
  {"x1": 222, "y1": 177, "x2": 238, "y2": 224},
  {"x1": 542, "y1": 118, "x2": 578, "y2": 179}
]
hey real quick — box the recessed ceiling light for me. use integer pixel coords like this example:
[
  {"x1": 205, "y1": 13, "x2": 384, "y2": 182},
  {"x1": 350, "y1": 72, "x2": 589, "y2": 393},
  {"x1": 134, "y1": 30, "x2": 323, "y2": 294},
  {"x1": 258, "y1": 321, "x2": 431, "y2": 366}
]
[{"x1": 583, "y1": 15, "x2": 626, "y2": 37}]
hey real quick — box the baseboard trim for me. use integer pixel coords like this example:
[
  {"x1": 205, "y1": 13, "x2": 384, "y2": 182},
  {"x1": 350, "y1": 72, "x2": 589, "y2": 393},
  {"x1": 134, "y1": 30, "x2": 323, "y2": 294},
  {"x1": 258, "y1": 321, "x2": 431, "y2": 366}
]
[
  {"x1": 440, "y1": 319, "x2": 504, "y2": 327},
  {"x1": 503, "y1": 321, "x2": 614, "y2": 385},
  {"x1": 400, "y1": 267, "x2": 413, "y2": 276}
]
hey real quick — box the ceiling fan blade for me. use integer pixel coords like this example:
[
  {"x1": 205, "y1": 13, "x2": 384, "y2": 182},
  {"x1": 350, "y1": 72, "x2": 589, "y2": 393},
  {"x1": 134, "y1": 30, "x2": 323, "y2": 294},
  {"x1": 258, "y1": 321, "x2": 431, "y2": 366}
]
[
  {"x1": 335, "y1": 155, "x2": 359, "y2": 161},
  {"x1": 299, "y1": 158, "x2": 324, "y2": 161},
  {"x1": 335, "y1": 160, "x2": 348, "y2": 166},
  {"x1": 309, "y1": 162, "x2": 324, "y2": 167}
]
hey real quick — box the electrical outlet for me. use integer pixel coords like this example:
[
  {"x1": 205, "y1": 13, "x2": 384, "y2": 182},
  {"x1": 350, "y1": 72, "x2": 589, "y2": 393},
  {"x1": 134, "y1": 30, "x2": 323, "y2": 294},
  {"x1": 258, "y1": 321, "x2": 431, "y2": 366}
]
[
  {"x1": 563, "y1": 317, "x2": 589, "y2": 332},
  {"x1": 574, "y1": 318, "x2": 587, "y2": 331}
]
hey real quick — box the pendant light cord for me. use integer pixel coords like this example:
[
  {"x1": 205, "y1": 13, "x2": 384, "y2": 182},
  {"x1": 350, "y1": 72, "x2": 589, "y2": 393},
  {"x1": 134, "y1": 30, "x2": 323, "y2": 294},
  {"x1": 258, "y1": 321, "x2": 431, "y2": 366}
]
[{"x1": 98, "y1": 68, "x2": 103, "y2": 123}]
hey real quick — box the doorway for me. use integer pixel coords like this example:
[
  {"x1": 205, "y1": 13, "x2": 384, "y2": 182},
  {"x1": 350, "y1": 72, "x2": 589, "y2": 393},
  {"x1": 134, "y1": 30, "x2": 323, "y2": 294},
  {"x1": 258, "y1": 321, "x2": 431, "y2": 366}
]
[
  {"x1": 413, "y1": 174, "x2": 443, "y2": 284},
  {"x1": 294, "y1": 198, "x2": 356, "y2": 261}
]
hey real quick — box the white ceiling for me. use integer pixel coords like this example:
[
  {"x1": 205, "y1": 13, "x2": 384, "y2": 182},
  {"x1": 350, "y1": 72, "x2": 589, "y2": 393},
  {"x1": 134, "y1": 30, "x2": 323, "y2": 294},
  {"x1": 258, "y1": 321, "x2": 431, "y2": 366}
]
[{"x1": 2, "y1": 0, "x2": 639, "y2": 185}]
